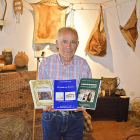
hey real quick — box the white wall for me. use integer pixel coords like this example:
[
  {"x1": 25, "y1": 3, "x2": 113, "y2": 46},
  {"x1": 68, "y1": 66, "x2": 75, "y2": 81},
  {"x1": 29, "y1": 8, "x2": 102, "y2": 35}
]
[{"x1": 0, "y1": 0, "x2": 140, "y2": 100}]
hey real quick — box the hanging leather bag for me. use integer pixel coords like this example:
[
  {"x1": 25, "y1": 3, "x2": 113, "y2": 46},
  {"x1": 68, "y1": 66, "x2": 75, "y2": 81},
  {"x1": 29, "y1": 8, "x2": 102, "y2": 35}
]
[{"x1": 101, "y1": 77, "x2": 120, "y2": 96}]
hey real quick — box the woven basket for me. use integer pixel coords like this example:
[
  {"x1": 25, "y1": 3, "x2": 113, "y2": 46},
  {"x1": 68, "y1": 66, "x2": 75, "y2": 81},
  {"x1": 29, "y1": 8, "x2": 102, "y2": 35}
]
[
  {"x1": 0, "y1": 71, "x2": 36, "y2": 94},
  {"x1": 14, "y1": 52, "x2": 29, "y2": 67},
  {"x1": 0, "y1": 91, "x2": 42, "y2": 140},
  {"x1": 0, "y1": 115, "x2": 32, "y2": 140},
  {"x1": 0, "y1": 71, "x2": 43, "y2": 140}
]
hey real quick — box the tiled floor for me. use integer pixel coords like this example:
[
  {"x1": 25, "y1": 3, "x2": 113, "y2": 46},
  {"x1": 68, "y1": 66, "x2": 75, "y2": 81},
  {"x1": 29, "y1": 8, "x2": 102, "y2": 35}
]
[{"x1": 85, "y1": 120, "x2": 140, "y2": 140}]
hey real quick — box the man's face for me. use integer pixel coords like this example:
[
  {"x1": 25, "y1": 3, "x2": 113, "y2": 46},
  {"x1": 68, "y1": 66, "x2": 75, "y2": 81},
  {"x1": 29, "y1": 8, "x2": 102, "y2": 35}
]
[{"x1": 56, "y1": 29, "x2": 79, "y2": 61}]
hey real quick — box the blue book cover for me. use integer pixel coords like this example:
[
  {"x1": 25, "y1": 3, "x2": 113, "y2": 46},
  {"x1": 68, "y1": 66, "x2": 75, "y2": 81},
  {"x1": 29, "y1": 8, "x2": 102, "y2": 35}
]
[{"x1": 54, "y1": 79, "x2": 77, "y2": 110}]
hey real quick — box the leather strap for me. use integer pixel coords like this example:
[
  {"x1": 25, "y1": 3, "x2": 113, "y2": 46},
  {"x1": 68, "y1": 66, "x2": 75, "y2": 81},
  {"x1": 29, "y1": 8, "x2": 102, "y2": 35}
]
[{"x1": 0, "y1": 0, "x2": 7, "y2": 30}]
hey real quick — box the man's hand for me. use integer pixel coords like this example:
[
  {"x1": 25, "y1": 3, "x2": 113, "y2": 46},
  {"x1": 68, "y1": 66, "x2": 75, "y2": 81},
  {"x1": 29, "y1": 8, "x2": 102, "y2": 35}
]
[
  {"x1": 43, "y1": 105, "x2": 56, "y2": 112},
  {"x1": 74, "y1": 106, "x2": 86, "y2": 112}
]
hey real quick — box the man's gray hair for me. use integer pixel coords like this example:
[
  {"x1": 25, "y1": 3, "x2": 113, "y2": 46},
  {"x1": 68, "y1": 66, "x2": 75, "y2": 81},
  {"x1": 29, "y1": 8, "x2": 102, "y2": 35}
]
[{"x1": 57, "y1": 27, "x2": 79, "y2": 41}]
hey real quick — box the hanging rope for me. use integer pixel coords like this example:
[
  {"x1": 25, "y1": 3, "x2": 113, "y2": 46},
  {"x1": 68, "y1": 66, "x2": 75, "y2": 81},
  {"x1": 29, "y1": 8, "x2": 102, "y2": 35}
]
[
  {"x1": 67, "y1": 4, "x2": 75, "y2": 28},
  {"x1": 23, "y1": 0, "x2": 139, "y2": 11},
  {"x1": 115, "y1": 0, "x2": 138, "y2": 26},
  {"x1": 23, "y1": 0, "x2": 113, "y2": 9},
  {"x1": 60, "y1": 0, "x2": 113, "y2": 5},
  {"x1": 0, "y1": 0, "x2": 7, "y2": 30},
  {"x1": 135, "y1": 0, "x2": 138, "y2": 10},
  {"x1": 115, "y1": 0, "x2": 120, "y2": 25},
  {"x1": 3, "y1": 0, "x2": 7, "y2": 20},
  {"x1": 23, "y1": 0, "x2": 55, "y2": 4}
]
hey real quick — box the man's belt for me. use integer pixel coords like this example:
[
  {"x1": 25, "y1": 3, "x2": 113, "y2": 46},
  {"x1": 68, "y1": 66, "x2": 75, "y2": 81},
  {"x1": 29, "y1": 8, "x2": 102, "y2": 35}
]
[{"x1": 56, "y1": 110, "x2": 77, "y2": 116}]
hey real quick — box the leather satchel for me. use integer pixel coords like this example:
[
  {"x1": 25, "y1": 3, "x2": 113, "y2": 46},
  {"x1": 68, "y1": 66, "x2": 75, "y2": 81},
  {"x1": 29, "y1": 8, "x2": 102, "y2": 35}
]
[{"x1": 101, "y1": 77, "x2": 120, "y2": 96}]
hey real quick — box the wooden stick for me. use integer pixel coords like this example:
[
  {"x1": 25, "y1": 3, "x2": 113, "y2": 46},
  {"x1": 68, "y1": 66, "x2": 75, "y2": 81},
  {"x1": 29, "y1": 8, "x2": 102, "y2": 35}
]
[
  {"x1": 32, "y1": 57, "x2": 40, "y2": 140},
  {"x1": 32, "y1": 106, "x2": 36, "y2": 140},
  {"x1": 36, "y1": 57, "x2": 40, "y2": 79}
]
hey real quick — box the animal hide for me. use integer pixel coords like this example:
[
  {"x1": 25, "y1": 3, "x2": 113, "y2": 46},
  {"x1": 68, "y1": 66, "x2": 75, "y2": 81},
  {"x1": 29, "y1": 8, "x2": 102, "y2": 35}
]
[
  {"x1": 30, "y1": 0, "x2": 68, "y2": 44},
  {"x1": 119, "y1": 6, "x2": 138, "y2": 52},
  {"x1": 85, "y1": 6, "x2": 107, "y2": 57}
]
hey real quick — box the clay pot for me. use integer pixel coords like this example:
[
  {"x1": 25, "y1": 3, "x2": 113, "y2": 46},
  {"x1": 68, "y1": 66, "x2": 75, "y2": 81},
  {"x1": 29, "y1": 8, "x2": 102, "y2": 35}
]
[
  {"x1": 0, "y1": 55, "x2": 4, "y2": 60},
  {"x1": 2, "y1": 51, "x2": 13, "y2": 65}
]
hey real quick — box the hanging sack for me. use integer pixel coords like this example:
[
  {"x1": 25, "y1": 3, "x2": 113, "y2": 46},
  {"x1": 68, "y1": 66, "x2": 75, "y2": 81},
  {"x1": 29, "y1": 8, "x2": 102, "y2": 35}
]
[
  {"x1": 115, "y1": 0, "x2": 138, "y2": 52},
  {"x1": 119, "y1": 5, "x2": 138, "y2": 52},
  {"x1": 101, "y1": 77, "x2": 120, "y2": 96},
  {"x1": 115, "y1": 89, "x2": 126, "y2": 96},
  {"x1": 85, "y1": 6, "x2": 107, "y2": 57}
]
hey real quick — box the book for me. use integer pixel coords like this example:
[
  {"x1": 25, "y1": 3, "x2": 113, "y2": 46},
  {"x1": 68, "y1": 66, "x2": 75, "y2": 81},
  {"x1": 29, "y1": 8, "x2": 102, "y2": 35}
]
[
  {"x1": 77, "y1": 78, "x2": 101, "y2": 110},
  {"x1": 29, "y1": 80, "x2": 54, "y2": 109},
  {"x1": 53, "y1": 79, "x2": 77, "y2": 110},
  {"x1": 29, "y1": 78, "x2": 101, "y2": 110}
]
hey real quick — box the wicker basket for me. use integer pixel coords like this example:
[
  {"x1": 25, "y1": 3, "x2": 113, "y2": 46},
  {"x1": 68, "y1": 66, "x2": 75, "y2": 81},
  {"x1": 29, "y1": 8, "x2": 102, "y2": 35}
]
[
  {"x1": 0, "y1": 71, "x2": 43, "y2": 140},
  {"x1": 14, "y1": 52, "x2": 29, "y2": 67},
  {"x1": 0, "y1": 115, "x2": 32, "y2": 140},
  {"x1": 0, "y1": 71, "x2": 36, "y2": 94}
]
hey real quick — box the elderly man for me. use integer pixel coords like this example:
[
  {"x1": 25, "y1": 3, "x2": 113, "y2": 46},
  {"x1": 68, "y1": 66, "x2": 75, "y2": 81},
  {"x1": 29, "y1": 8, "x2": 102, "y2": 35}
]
[{"x1": 38, "y1": 27, "x2": 92, "y2": 140}]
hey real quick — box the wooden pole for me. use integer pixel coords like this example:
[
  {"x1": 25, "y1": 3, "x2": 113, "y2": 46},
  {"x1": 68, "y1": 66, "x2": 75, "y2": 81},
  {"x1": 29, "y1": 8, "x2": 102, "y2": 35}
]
[
  {"x1": 32, "y1": 107, "x2": 36, "y2": 140},
  {"x1": 36, "y1": 57, "x2": 40, "y2": 79},
  {"x1": 32, "y1": 57, "x2": 40, "y2": 140}
]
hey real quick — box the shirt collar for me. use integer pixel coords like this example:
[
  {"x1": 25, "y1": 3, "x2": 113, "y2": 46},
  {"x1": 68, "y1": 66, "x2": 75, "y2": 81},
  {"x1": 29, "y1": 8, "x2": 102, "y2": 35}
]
[{"x1": 57, "y1": 53, "x2": 75, "y2": 67}]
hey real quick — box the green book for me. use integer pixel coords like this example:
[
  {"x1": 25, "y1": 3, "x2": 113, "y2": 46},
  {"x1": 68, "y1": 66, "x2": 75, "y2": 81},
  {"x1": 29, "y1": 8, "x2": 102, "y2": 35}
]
[{"x1": 77, "y1": 78, "x2": 101, "y2": 110}]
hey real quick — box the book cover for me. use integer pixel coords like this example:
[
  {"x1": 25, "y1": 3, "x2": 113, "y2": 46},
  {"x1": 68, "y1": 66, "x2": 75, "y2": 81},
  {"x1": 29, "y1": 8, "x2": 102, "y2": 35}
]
[
  {"x1": 77, "y1": 78, "x2": 101, "y2": 110},
  {"x1": 53, "y1": 79, "x2": 77, "y2": 110},
  {"x1": 29, "y1": 80, "x2": 54, "y2": 109}
]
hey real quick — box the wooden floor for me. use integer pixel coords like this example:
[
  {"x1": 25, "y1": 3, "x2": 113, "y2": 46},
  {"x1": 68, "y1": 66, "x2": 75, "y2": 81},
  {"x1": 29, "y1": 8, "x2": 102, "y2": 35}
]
[{"x1": 85, "y1": 120, "x2": 140, "y2": 140}]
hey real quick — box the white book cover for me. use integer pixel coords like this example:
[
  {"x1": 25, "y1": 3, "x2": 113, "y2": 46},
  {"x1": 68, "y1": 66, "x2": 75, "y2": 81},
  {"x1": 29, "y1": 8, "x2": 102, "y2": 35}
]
[{"x1": 29, "y1": 80, "x2": 54, "y2": 109}]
